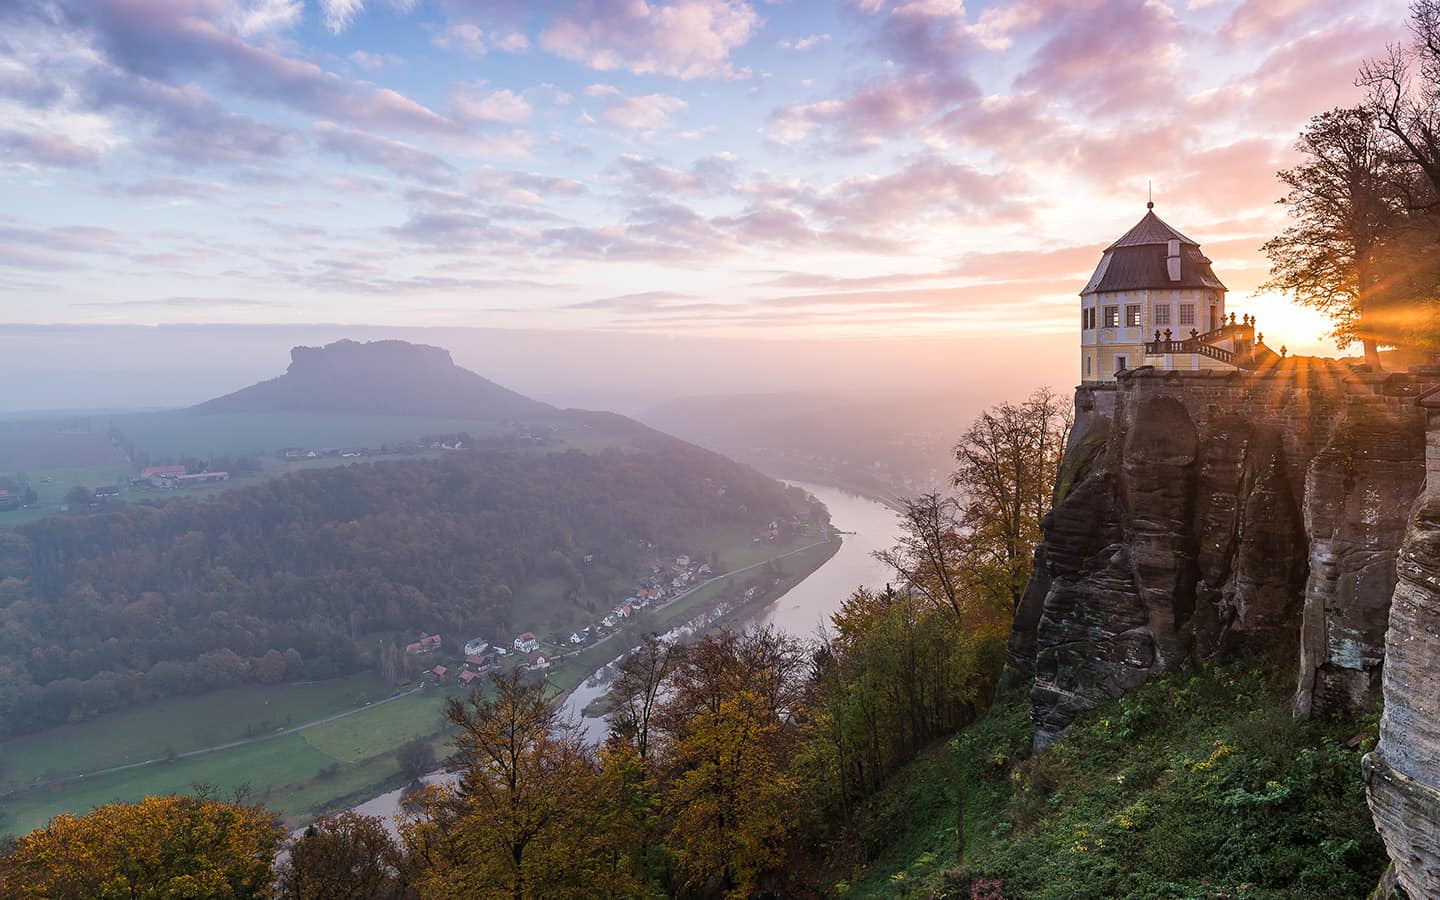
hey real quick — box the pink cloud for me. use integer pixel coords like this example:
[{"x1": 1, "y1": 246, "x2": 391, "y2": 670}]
[
  {"x1": 313, "y1": 121, "x2": 457, "y2": 183},
  {"x1": 75, "y1": 0, "x2": 458, "y2": 135},
  {"x1": 539, "y1": 0, "x2": 760, "y2": 80},
  {"x1": 452, "y1": 86, "x2": 532, "y2": 124},
  {"x1": 1013, "y1": 0, "x2": 1186, "y2": 118}
]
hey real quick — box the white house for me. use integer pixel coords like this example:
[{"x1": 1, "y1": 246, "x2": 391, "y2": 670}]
[
  {"x1": 1081, "y1": 203, "x2": 1238, "y2": 383},
  {"x1": 463, "y1": 638, "x2": 489, "y2": 657},
  {"x1": 514, "y1": 632, "x2": 539, "y2": 654}
]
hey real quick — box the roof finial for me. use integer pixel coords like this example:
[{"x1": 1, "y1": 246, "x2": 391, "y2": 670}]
[{"x1": 1147, "y1": 180, "x2": 1154, "y2": 210}]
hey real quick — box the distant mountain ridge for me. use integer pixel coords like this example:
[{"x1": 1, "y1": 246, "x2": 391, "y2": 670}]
[{"x1": 186, "y1": 339, "x2": 554, "y2": 419}]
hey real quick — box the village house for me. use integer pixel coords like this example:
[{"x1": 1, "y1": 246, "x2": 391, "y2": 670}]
[
  {"x1": 527, "y1": 652, "x2": 550, "y2": 670},
  {"x1": 430, "y1": 664, "x2": 448, "y2": 681},
  {"x1": 94, "y1": 485, "x2": 120, "y2": 499},
  {"x1": 514, "y1": 632, "x2": 539, "y2": 654},
  {"x1": 406, "y1": 633, "x2": 443, "y2": 655},
  {"x1": 458, "y1": 668, "x2": 478, "y2": 687},
  {"x1": 463, "y1": 637, "x2": 489, "y2": 656}
]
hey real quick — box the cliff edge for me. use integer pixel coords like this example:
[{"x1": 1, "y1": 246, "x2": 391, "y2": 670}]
[
  {"x1": 1365, "y1": 386, "x2": 1440, "y2": 899},
  {"x1": 1006, "y1": 363, "x2": 1434, "y2": 748}
]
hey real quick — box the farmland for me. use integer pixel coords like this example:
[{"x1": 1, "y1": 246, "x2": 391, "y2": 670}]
[
  {"x1": 0, "y1": 419, "x2": 123, "y2": 470},
  {"x1": 110, "y1": 411, "x2": 517, "y2": 459},
  {"x1": 0, "y1": 675, "x2": 457, "y2": 838}
]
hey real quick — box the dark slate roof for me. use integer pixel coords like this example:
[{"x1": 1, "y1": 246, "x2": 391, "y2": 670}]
[
  {"x1": 1104, "y1": 209, "x2": 1199, "y2": 250},
  {"x1": 1083, "y1": 207, "x2": 1226, "y2": 294}
]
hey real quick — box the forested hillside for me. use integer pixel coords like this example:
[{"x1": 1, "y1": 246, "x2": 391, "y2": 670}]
[{"x1": 0, "y1": 443, "x2": 813, "y2": 738}]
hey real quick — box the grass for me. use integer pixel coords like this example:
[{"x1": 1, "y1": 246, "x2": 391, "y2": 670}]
[
  {"x1": 110, "y1": 412, "x2": 513, "y2": 459},
  {"x1": 833, "y1": 664, "x2": 1387, "y2": 899},
  {"x1": 299, "y1": 691, "x2": 450, "y2": 764},
  {"x1": 0, "y1": 420, "x2": 123, "y2": 470},
  {"x1": 0, "y1": 673, "x2": 399, "y2": 787},
  {"x1": 0, "y1": 675, "x2": 457, "y2": 837},
  {"x1": 0, "y1": 462, "x2": 134, "y2": 525},
  {"x1": 0, "y1": 734, "x2": 336, "y2": 837}
]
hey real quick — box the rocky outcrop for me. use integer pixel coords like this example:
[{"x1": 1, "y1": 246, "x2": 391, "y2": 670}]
[
  {"x1": 1296, "y1": 407, "x2": 1427, "y2": 717},
  {"x1": 1366, "y1": 388, "x2": 1440, "y2": 899},
  {"x1": 1012, "y1": 365, "x2": 1433, "y2": 746}
]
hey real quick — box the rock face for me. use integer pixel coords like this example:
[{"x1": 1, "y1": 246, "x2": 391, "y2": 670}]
[
  {"x1": 1010, "y1": 365, "x2": 1432, "y2": 747},
  {"x1": 1366, "y1": 390, "x2": 1440, "y2": 899}
]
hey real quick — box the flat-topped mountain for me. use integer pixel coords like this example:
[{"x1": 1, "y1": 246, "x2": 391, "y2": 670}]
[{"x1": 186, "y1": 339, "x2": 553, "y2": 419}]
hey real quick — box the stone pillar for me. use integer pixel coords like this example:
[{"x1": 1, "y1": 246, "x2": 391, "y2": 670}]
[{"x1": 1366, "y1": 388, "x2": 1440, "y2": 899}]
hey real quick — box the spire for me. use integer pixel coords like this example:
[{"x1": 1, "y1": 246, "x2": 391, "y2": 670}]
[{"x1": 1147, "y1": 180, "x2": 1154, "y2": 210}]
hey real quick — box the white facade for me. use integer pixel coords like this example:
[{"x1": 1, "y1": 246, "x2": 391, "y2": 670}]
[{"x1": 1080, "y1": 286, "x2": 1226, "y2": 382}]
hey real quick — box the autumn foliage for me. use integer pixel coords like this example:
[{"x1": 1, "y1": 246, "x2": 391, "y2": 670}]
[{"x1": 0, "y1": 794, "x2": 282, "y2": 899}]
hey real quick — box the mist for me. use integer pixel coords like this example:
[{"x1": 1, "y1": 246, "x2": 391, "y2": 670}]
[{"x1": 0, "y1": 323, "x2": 1076, "y2": 415}]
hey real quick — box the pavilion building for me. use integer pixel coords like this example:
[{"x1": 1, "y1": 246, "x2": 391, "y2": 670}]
[{"x1": 1081, "y1": 203, "x2": 1272, "y2": 383}]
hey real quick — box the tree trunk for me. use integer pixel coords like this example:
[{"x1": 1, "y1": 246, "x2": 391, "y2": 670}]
[{"x1": 1365, "y1": 337, "x2": 1383, "y2": 370}]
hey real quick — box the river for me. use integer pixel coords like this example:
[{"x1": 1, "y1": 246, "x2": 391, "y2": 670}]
[{"x1": 347, "y1": 483, "x2": 901, "y2": 832}]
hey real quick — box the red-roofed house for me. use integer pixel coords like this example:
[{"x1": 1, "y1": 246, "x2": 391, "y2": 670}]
[
  {"x1": 406, "y1": 633, "x2": 443, "y2": 655},
  {"x1": 459, "y1": 669, "x2": 478, "y2": 686},
  {"x1": 527, "y1": 652, "x2": 550, "y2": 670},
  {"x1": 514, "y1": 632, "x2": 539, "y2": 653},
  {"x1": 430, "y1": 665, "x2": 448, "y2": 680}
]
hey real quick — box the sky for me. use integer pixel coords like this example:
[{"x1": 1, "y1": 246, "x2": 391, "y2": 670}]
[{"x1": 0, "y1": 0, "x2": 1415, "y2": 369}]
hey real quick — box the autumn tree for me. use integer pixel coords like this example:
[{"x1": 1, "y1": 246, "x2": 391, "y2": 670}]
[
  {"x1": 0, "y1": 793, "x2": 282, "y2": 899},
  {"x1": 1357, "y1": 1, "x2": 1440, "y2": 352},
  {"x1": 1262, "y1": 108, "x2": 1405, "y2": 367},
  {"x1": 951, "y1": 386, "x2": 1070, "y2": 611},
  {"x1": 401, "y1": 670, "x2": 628, "y2": 899},
  {"x1": 276, "y1": 811, "x2": 407, "y2": 900},
  {"x1": 655, "y1": 629, "x2": 805, "y2": 897},
  {"x1": 875, "y1": 388, "x2": 1068, "y2": 621},
  {"x1": 607, "y1": 633, "x2": 682, "y2": 762}
]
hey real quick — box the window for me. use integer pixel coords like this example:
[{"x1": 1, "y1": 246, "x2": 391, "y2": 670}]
[
  {"x1": 1085, "y1": 355, "x2": 1092, "y2": 376},
  {"x1": 1103, "y1": 305, "x2": 1120, "y2": 328},
  {"x1": 1210, "y1": 306, "x2": 1218, "y2": 330},
  {"x1": 1125, "y1": 304, "x2": 1141, "y2": 327},
  {"x1": 1115, "y1": 355, "x2": 1128, "y2": 373},
  {"x1": 1082, "y1": 308, "x2": 1096, "y2": 330},
  {"x1": 1179, "y1": 303, "x2": 1195, "y2": 326},
  {"x1": 1155, "y1": 304, "x2": 1171, "y2": 326}
]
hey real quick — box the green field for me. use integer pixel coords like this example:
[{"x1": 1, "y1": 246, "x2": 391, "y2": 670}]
[
  {"x1": 0, "y1": 679, "x2": 456, "y2": 838},
  {"x1": 111, "y1": 412, "x2": 516, "y2": 459},
  {"x1": 0, "y1": 673, "x2": 400, "y2": 788}
]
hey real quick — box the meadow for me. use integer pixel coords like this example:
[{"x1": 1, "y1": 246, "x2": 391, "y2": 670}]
[
  {"x1": 0, "y1": 678, "x2": 455, "y2": 837},
  {"x1": 110, "y1": 411, "x2": 515, "y2": 459}
]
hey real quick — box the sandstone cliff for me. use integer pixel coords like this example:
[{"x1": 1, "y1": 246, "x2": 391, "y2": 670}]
[
  {"x1": 1365, "y1": 387, "x2": 1440, "y2": 899},
  {"x1": 1006, "y1": 363, "x2": 1433, "y2": 748}
]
